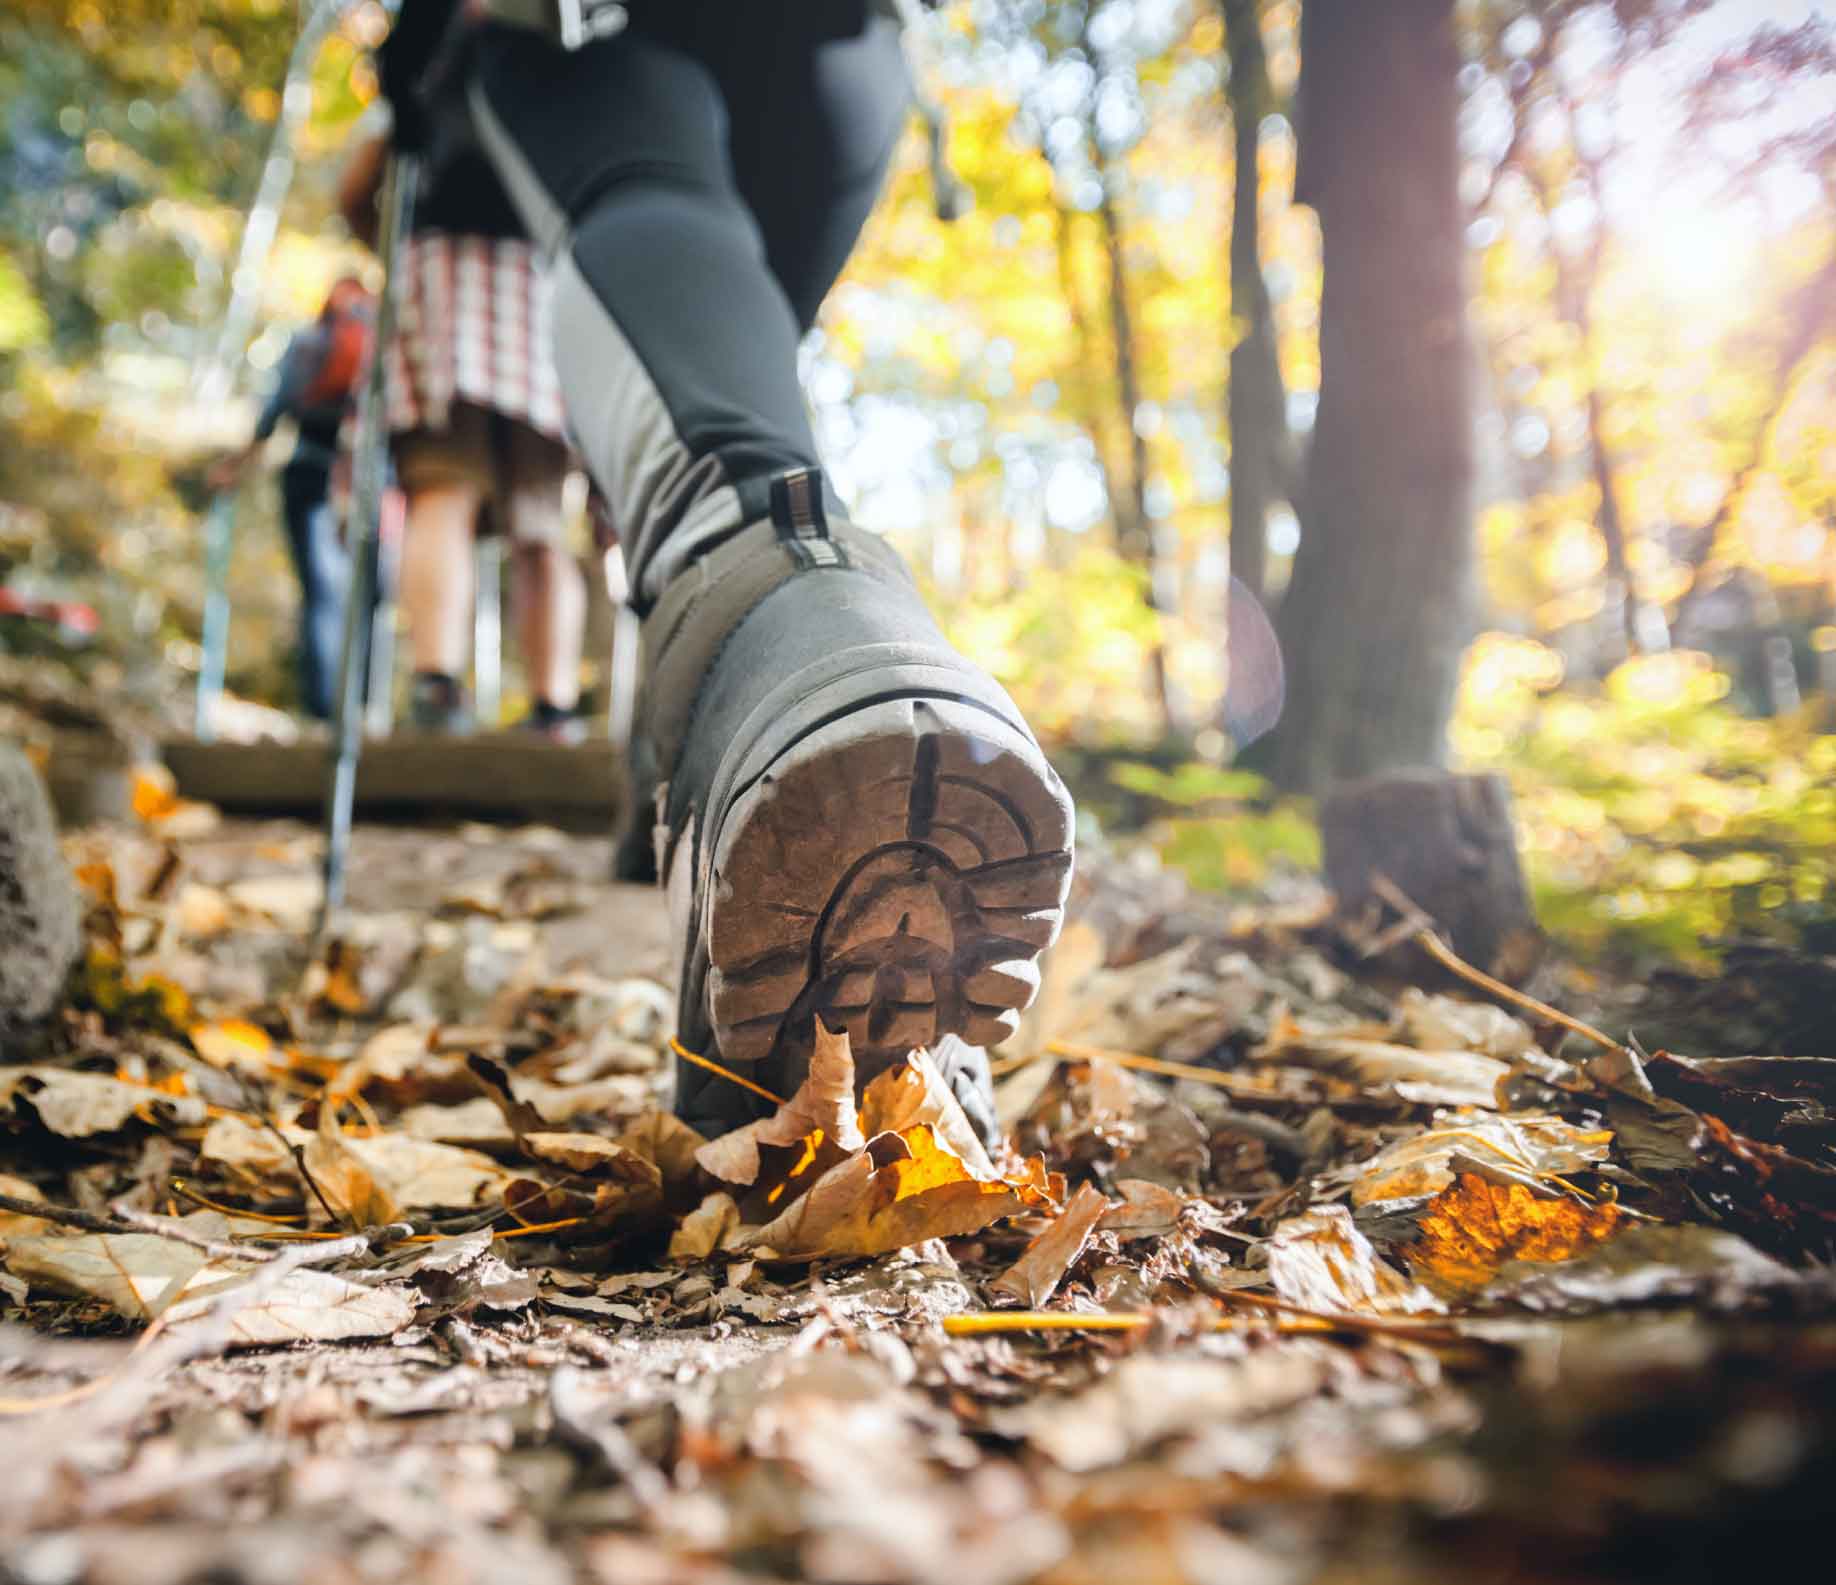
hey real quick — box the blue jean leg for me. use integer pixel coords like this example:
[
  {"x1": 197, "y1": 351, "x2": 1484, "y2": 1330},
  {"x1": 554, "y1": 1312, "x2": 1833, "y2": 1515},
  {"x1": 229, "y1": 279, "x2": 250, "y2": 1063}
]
[{"x1": 280, "y1": 461, "x2": 350, "y2": 720}]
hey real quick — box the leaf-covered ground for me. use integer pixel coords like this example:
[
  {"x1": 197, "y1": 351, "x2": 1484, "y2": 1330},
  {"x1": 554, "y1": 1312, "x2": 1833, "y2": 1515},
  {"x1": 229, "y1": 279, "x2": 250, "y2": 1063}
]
[{"x1": 2, "y1": 805, "x2": 1833, "y2": 1585}]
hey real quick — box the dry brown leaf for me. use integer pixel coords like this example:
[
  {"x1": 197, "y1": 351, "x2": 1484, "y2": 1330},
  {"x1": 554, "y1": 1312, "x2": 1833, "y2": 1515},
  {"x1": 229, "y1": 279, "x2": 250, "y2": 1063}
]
[
  {"x1": 1264, "y1": 1204, "x2": 1443, "y2": 1315},
  {"x1": 1350, "y1": 1114, "x2": 1614, "y2": 1207},
  {"x1": 303, "y1": 1103, "x2": 401, "y2": 1227},
  {"x1": 992, "y1": 1183, "x2": 1112, "y2": 1307},
  {"x1": 1256, "y1": 1024, "x2": 1509, "y2": 1109},
  {"x1": 173, "y1": 882, "x2": 232, "y2": 938},
  {"x1": 1097, "y1": 1179, "x2": 1191, "y2": 1240},
  {"x1": 695, "y1": 1020, "x2": 866, "y2": 1188},
  {"x1": 4, "y1": 1219, "x2": 243, "y2": 1319},
  {"x1": 1408, "y1": 1172, "x2": 1623, "y2": 1300},
  {"x1": 693, "y1": 1030, "x2": 1059, "y2": 1260},
  {"x1": 669, "y1": 1192, "x2": 742, "y2": 1261},
  {"x1": 163, "y1": 1268, "x2": 418, "y2": 1346},
  {"x1": 224, "y1": 873, "x2": 320, "y2": 931},
  {"x1": 0, "y1": 1174, "x2": 50, "y2": 1238},
  {"x1": 0, "y1": 1067, "x2": 206, "y2": 1137},
  {"x1": 615, "y1": 1111, "x2": 708, "y2": 1193}
]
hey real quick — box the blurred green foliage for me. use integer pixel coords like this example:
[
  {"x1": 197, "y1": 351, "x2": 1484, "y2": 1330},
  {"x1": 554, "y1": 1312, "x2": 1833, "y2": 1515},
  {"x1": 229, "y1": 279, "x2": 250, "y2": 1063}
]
[{"x1": 1456, "y1": 636, "x2": 1836, "y2": 965}]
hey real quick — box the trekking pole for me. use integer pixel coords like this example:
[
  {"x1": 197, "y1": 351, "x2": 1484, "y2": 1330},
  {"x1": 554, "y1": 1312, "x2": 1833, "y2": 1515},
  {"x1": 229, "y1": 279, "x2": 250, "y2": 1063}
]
[
  {"x1": 319, "y1": 152, "x2": 420, "y2": 937},
  {"x1": 193, "y1": 490, "x2": 236, "y2": 740},
  {"x1": 191, "y1": 0, "x2": 357, "y2": 741}
]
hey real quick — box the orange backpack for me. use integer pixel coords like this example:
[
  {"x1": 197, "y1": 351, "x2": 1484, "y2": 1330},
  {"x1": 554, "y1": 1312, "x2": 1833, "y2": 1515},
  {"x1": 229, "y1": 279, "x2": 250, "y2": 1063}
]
[{"x1": 299, "y1": 299, "x2": 373, "y2": 410}]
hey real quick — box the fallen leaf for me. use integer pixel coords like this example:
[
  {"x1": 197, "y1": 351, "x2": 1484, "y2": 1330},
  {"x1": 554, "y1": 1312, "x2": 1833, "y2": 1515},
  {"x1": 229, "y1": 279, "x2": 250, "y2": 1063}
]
[
  {"x1": 302, "y1": 1102, "x2": 400, "y2": 1226},
  {"x1": 174, "y1": 882, "x2": 232, "y2": 938},
  {"x1": 225, "y1": 873, "x2": 320, "y2": 931},
  {"x1": 669, "y1": 1192, "x2": 742, "y2": 1261},
  {"x1": 190, "y1": 1018, "x2": 276, "y2": 1073},
  {"x1": 164, "y1": 1267, "x2": 418, "y2": 1346},
  {"x1": 1351, "y1": 1114, "x2": 1614, "y2": 1207},
  {"x1": 130, "y1": 762, "x2": 180, "y2": 822},
  {"x1": 1394, "y1": 989, "x2": 1535, "y2": 1059},
  {"x1": 0, "y1": 1175, "x2": 50, "y2": 1238},
  {"x1": 992, "y1": 1183, "x2": 1112, "y2": 1307},
  {"x1": 0, "y1": 1067, "x2": 205, "y2": 1137},
  {"x1": 695, "y1": 1020, "x2": 866, "y2": 1188},
  {"x1": 1264, "y1": 1204, "x2": 1443, "y2": 1315},
  {"x1": 860, "y1": 1044, "x2": 999, "y2": 1178},
  {"x1": 740, "y1": 1124, "x2": 1057, "y2": 1261},
  {"x1": 1481, "y1": 1221, "x2": 1799, "y2": 1312},
  {"x1": 1408, "y1": 1173, "x2": 1623, "y2": 1300},
  {"x1": 4, "y1": 1217, "x2": 245, "y2": 1319},
  {"x1": 1096, "y1": 1179, "x2": 1192, "y2": 1240},
  {"x1": 1257, "y1": 1024, "x2": 1509, "y2": 1109}
]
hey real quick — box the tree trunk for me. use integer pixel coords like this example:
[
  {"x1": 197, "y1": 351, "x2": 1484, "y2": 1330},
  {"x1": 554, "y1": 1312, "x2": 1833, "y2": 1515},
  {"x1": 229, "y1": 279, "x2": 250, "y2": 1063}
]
[
  {"x1": 1221, "y1": 0, "x2": 1291, "y2": 605},
  {"x1": 1093, "y1": 158, "x2": 1181, "y2": 737},
  {"x1": 1268, "y1": 0, "x2": 1474, "y2": 794},
  {"x1": 1321, "y1": 768, "x2": 1541, "y2": 984}
]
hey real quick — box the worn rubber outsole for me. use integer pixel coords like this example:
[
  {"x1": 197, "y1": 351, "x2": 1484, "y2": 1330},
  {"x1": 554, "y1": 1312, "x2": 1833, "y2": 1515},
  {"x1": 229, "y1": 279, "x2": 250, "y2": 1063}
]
[{"x1": 701, "y1": 695, "x2": 1074, "y2": 1098}]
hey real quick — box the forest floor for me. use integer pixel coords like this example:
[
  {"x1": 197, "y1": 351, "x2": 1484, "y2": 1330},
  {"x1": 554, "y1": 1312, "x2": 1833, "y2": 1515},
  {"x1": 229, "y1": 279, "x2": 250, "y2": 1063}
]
[{"x1": 1, "y1": 806, "x2": 1833, "y2": 1585}]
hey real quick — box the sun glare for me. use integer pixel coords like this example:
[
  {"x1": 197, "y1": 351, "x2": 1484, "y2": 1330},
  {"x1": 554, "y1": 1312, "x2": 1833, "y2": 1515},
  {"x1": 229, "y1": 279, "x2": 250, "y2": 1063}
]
[{"x1": 1644, "y1": 196, "x2": 1758, "y2": 301}]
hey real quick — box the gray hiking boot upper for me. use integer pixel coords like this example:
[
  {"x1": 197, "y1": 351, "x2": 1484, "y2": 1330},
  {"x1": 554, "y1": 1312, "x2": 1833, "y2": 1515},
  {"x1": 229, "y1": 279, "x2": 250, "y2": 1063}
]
[{"x1": 641, "y1": 468, "x2": 1074, "y2": 1142}]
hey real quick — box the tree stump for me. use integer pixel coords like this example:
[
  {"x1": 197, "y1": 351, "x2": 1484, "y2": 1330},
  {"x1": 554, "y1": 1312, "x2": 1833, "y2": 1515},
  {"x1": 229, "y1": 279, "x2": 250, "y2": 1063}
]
[
  {"x1": 1320, "y1": 769, "x2": 1541, "y2": 984},
  {"x1": 0, "y1": 741, "x2": 82, "y2": 1036}
]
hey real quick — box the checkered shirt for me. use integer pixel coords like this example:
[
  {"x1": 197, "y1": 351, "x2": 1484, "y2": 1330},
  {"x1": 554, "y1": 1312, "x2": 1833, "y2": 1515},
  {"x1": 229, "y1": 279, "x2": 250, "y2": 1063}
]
[{"x1": 381, "y1": 230, "x2": 567, "y2": 443}]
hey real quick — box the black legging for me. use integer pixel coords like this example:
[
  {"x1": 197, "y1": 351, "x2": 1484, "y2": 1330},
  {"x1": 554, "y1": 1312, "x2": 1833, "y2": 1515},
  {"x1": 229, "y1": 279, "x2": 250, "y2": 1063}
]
[{"x1": 465, "y1": 3, "x2": 911, "y2": 610}]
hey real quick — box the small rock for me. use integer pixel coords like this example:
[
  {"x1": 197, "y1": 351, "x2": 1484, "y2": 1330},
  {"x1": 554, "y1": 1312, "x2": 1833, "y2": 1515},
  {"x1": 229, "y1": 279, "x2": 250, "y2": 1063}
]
[{"x1": 0, "y1": 742, "x2": 82, "y2": 1034}]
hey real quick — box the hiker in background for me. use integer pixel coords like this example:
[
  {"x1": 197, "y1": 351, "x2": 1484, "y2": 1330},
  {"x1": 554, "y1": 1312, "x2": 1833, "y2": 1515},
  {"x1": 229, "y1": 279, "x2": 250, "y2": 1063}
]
[
  {"x1": 209, "y1": 276, "x2": 372, "y2": 721},
  {"x1": 338, "y1": 63, "x2": 587, "y2": 741}
]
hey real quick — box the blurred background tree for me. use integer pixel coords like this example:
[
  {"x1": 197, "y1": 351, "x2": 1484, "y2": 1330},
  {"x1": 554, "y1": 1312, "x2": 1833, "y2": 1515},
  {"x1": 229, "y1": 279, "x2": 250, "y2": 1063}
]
[{"x1": 3, "y1": 0, "x2": 1835, "y2": 963}]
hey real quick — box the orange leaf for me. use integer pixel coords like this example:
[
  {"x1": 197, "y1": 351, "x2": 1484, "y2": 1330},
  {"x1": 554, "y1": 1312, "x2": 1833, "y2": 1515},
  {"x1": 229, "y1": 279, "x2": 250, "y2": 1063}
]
[{"x1": 1409, "y1": 1173, "x2": 1623, "y2": 1300}]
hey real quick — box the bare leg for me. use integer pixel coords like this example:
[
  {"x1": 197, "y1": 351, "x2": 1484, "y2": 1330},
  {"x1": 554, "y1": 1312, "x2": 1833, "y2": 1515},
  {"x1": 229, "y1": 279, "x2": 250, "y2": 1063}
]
[
  {"x1": 509, "y1": 539, "x2": 585, "y2": 709},
  {"x1": 400, "y1": 484, "x2": 481, "y2": 677}
]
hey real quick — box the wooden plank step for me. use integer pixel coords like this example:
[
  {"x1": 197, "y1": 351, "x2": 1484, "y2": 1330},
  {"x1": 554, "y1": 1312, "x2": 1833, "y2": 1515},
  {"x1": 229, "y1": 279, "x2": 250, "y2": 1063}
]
[{"x1": 162, "y1": 733, "x2": 625, "y2": 826}]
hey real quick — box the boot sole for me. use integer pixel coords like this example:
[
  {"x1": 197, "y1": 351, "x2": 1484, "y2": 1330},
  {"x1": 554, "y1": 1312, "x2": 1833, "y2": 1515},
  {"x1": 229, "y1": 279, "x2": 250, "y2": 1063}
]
[{"x1": 701, "y1": 695, "x2": 1074, "y2": 1088}]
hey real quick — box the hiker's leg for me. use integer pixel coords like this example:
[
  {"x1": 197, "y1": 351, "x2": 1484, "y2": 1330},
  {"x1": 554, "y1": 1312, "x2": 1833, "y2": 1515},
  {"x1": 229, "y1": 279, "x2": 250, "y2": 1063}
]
[
  {"x1": 466, "y1": 11, "x2": 908, "y2": 605},
  {"x1": 279, "y1": 459, "x2": 345, "y2": 720},
  {"x1": 398, "y1": 484, "x2": 478, "y2": 678},
  {"x1": 694, "y1": 4, "x2": 913, "y2": 331},
  {"x1": 469, "y1": 8, "x2": 1072, "y2": 1138},
  {"x1": 394, "y1": 411, "x2": 491, "y2": 683},
  {"x1": 500, "y1": 418, "x2": 584, "y2": 713}
]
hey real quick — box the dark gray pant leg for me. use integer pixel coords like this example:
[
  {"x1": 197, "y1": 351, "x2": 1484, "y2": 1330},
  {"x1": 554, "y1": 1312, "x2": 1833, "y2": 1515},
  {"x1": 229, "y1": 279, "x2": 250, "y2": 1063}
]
[{"x1": 466, "y1": 10, "x2": 907, "y2": 609}]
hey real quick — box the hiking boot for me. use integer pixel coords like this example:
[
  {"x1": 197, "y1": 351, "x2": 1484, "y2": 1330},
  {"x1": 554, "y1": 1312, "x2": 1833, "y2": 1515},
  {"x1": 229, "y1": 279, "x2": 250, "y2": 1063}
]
[
  {"x1": 407, "y1": 672, "x2": 472, "y2": 734},
  {"x1": 650, "y1": 470, "x2": 1074, "y2": 1144}
]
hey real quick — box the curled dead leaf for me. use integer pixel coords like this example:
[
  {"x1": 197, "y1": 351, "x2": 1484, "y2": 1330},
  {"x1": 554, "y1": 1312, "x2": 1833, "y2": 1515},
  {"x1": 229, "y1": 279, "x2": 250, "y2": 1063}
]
[
  {"x1": 992, "y1": 1182, "x2": 1112, "y2": 1308},
  {"x1": 1265, "y1": 1205, "x2": 1443, "y2": 1316},
  {"x1": 695, "y1": 1020, "x2": 865, "y2": 1189}
]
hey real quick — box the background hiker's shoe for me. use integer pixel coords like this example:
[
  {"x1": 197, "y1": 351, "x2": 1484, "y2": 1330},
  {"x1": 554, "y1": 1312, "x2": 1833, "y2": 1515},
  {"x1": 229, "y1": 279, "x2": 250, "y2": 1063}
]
[
  {"x1": 517, "y1": 699, "x2": 587, "y2": 745},
  {"x1": 652, "y1": 470, "x2": 1074, "y2": 1144},
  {"x1": 407, "y1": 672, "x2": 472, "y2": 734}
]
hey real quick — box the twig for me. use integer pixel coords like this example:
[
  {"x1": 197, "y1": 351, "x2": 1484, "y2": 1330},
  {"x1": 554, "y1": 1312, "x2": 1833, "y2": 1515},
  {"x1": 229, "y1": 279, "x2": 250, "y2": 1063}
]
[
  {"x1": 231, "y1": 1070, "x2": 344, "y2": 1229},
  {"x1": 1367, "y1": 875, "x2": 1619, "y2": 1054},
  {"x1": 670, "y1": 1037, "x2": 785, "y2": 1107},
  {"x1": 1046, "y1": 1041, "x2": 1274, "y2": 1098},
  {"x1": 0, "y1": 1191, "x2": 136, "y2": 1237}
]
